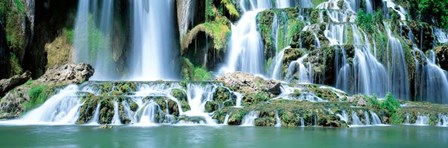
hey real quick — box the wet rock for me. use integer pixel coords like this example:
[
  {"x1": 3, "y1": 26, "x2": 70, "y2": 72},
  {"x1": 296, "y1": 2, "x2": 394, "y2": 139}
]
[
  {"x1": 0, "y1": 71, "x2": 32, "y2": 96},
  {"x1": 38, "y1": 63, "x2": 94, "y2": 84},
  {"x1": 435, "y1": 46, "x2": 448, "y2": 70},
  {"x1": 216, "y1": 72, "x2": 281, "y2": 96}
]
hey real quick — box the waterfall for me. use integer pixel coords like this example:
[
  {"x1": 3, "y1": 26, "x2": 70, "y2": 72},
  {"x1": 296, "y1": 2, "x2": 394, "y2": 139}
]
[
  {"x1": 434, "y1": 28, "x2": 448, "y2": 43},
  {"x1": 73, "y1": 0, "x2": 89, "y2": 64},
  {"x1": 184, "y1": 84, "x2": 218, "y2": 125},
  {"x1": 286, "y1": 54, "x2": 313, "y2": 83},
  {"x1": 241, "y1": 111, "x2": 259, "y2": 126},
  {"x1": 270, "y1": 49, "x2": 285, "y2": 80},
  {"x1": 300, "y1": 117, "x2": 305, "y2": 127},
  {"x1": 415, "y1": 114, "x2": 429, "y2": 126},
  {"x1": 438, "y1": 114, "x2": 448, "y2": 127},
  {"x1": 130, "y1": 0, "x2": 178, "y2": 80},
  {"x1": 73, "y1": 0, "x2": 116, "y2": 80},
  {"x1": 337, "y1": 110, "x2": 349, "y2": 123},
  {"x1": 19, "y1": 85, "x2": 82, "y2": 125},
  {"x1": 234, "y1": 92, "x2": 244, "y2": 108},
  {"x1": 223, "y1": 114, "x2": 230, "y2": 125},
  {"x1": 364, "y1": 111, "x2": 371, "y2": 125},
  {"x1": 275, "y1": 111, "x2": 281, "y2": 127},
  {"x1": 385, "y1": 22, "x2": 410, "y2": 99},
  {"x1": 88, "y1": 103, "x2": 101, "y2": 125},
  {"x1": 220, "y1": 0, "x2": 292, "y2": 76},
  {"x1": 136, "y1": 101, "x2": 160, "y2": 126},
  {"x1": 111, "y1": 101, "x2": 122, "y2": 125},
  {"x1": 351, "y1": 111, "x2": 363, "y2": 126},
  {"x1": 370, "y1": 111, "x2": 382, "y2": 125}
]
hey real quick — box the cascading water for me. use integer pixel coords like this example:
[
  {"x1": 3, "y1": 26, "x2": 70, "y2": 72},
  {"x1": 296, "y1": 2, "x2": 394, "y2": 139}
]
[
  {"x1": 415, "y1": 115, "x2": 429, "y2": 126},
  {"x1": 73, "y1": 0, "x2": 116, "y2": 80},
  {"x1": 351, "y1": 111, "x2": 363, "y2": 126},
  {"x1": 275, "y1": 111, "x2": 281, "y2": 127},
  {"x1": 370, "y1": 111, "x2": 382, "y2": 125},
  {"x1": 130, "y1": 0, "x2": 178, "y2": 80},
  {"x1": 241, "y1": 111, "x2": 259, "y2": 126},
  {"x1": 220, "y1": 0, "x2": 292, "y2": 76},
  {"x1": 88, "y1": 103, "x2": 101, "y2": 125},
  {"x1": 11, "y1": 85, "x2": 82, "y2": 125}
]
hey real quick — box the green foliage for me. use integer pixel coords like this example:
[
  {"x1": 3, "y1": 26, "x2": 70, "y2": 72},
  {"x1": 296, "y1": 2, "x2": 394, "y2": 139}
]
[
  {"x1": 381, "y1": 93, "x2": 401, "y2": 113},
  {"x1": 193, "y1": 67, "x2": 212, "y2": 81},
  {"x1": 24, "y1": 85, "x2": 49, "y2": 111},
  {"x1": 356, "y1": 10, "x2": 374, "y2": 33},
  {"x1": 64, "y1": 28, "x2": 74, "y2": 44},
  {"x1": 365, "y1": 95, "x2": 381, "y2": 109},
  {"x1": 390, "y1": 112, "x2": 404, "y2": 124},
  {"x1": 13, "y1": 0, "x2": 25, "y2": 14}
]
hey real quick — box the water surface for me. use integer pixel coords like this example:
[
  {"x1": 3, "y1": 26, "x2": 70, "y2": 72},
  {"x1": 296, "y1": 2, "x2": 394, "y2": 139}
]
[{"x1": 0, "y1": 126, "x2": 447, "y2": 147}]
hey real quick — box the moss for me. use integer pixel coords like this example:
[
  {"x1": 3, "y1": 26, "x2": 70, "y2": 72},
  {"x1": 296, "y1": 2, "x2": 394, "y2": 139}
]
[
  {"x1": 181, "y1": 58, "x2": 194, "y2": 80},
  {"x1": 8, "y1": 52, "x2": 22, "y2": 75},
  {"x1": 23, "y1": 85, "x2": 50, "y2": 111},
  {"x1": 193, "y1": 67, "x2": 212, "y2": 81},
  {"x1": 64, "y1": 28, "x2": 74, "y2": 44},
  {"x1": 221, "y1": 0, "x2": 239, "y2": 18}
]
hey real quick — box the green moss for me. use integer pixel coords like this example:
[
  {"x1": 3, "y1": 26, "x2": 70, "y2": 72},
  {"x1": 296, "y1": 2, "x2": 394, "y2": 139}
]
[
  {"x1": 9, "y1": 52, "x2": 22, "y2": 75},
  {"x1": 64, "y1": 28, "x2": 74, "y2": 44},
  {"x1": 221, "y1": 0, "x2": 239, "y2": 18},
  {"x1": 193, "y1": 67, "x2": 212, "y2": 81},
  {"x1": 203, "y1": 18, "x2": 230, "y2": 50},
  {"x1": 24, "y1": 85, "x2": 49, "y2": 111}
]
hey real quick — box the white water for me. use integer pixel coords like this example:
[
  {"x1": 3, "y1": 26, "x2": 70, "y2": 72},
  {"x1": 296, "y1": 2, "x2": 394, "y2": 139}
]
[
  {"x1": 438, "y1": 114, "x2": 448, "y2": 127},
  {"x1": 220, "y1": 0, "x2": 293, "y2": 76},
  {"x1": 87, "y1": 103, "x2": 101, "y2": 125},
  {"x1": 434, "y1": 28, "x2": 448, "y2": 43},
  {"x1": 414, "y1": 115, "x2": 429, "y2": 126},
  {"x1": 7, "y1": 85, "x2": 81, "y2": 125},
  {"x1": 275, "y1": 111, "x2": 282, "y2": 127},
  {"x1": 111, "y1": 101, "x2": 121, "y2": 125},
  {"x1": 300, "y1": 117, "x2": 305, "y2": 127},
  {"x1": 129, "y1": 0, "x2": 177, "y2": 80},
  {"x1": 351, "y1": 111, "x2": 363, "y2": 126},
  {"x1": 241, "y1": 111, "x2": 259, "y2": 126},
  {"x1": 73, "y1": 0, "x2": 116, "y2": 80},
  {"x1": 337, "y1": 110, "x2": 349, "y2": 123},
  {"x1": 370, "y1": 111, "x2": 382, "y2": 125},
  {"x1": 364, "y1": 111, "x2": 371, "y2": 125}
]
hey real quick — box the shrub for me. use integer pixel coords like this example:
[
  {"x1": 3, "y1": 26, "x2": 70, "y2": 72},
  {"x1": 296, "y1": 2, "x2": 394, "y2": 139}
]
[{"x1": 381, "y1": 93, "x2": 400, "y2": 113}]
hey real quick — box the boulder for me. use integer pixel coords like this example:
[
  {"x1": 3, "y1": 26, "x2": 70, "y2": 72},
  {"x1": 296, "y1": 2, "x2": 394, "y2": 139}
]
[
  {"x1": 38, "y1": 63, "x2": 94, "y2": 84},
  {"x1": 0, "y1": 71, "x2": 32, "y2": 96},
  {"x1": 216, "y1": 72, "x2": 281, "y2": 96}
]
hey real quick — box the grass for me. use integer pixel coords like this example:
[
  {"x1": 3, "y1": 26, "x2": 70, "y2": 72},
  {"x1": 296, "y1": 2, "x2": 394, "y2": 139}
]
[
  {"x1": 23, "y1": 85, "x2": 49, "y2": 111},
  {"x1": 193, "y1": 67, "x2": 212, "y2": 81}
]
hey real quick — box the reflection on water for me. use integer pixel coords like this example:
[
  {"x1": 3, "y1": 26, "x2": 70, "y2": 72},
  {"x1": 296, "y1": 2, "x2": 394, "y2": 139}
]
[{"x1": 0, "y1": 126, "x2": 447, "y2": 147}]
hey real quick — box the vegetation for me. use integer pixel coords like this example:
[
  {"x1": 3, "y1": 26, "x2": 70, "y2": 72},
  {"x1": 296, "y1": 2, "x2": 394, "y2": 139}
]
[
  {"x1": 381, "y1": 93, "x2": 401, "y2": 114},
  {"x1": 193, "y1": 67, "x2": 212, "y2": 81},
  {"x1": 23, "y1": 85, "x2": 49, "y2": 111}
]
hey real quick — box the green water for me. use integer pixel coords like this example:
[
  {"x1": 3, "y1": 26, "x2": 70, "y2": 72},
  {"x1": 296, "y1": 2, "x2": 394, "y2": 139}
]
[{"x1": 0, "y1": 125, "x2": 447, "y2": 147}]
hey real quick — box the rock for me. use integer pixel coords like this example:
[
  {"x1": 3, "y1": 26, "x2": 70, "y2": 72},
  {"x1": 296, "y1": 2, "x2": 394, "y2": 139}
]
[
  {"x1": 216, "y1": 72, "x2": 281, "y2": 96},
  {"x1": 0, "y1": 71, "x2": 32, "y2": 96},
  {"x1": 435, "y1": 46, "x2": 448, "y2": 70},
  {"x1": 357, "y1": 98, "x2": 367, "y2": 106},
  {"x1": 38, "y1": 63, "x2": 94, "y2": 84}
]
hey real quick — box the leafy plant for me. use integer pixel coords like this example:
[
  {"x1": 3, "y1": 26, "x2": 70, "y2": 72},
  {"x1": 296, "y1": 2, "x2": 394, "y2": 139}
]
[{"x1": 381, "y1": 93, "x2": 401, "y2": 113}]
